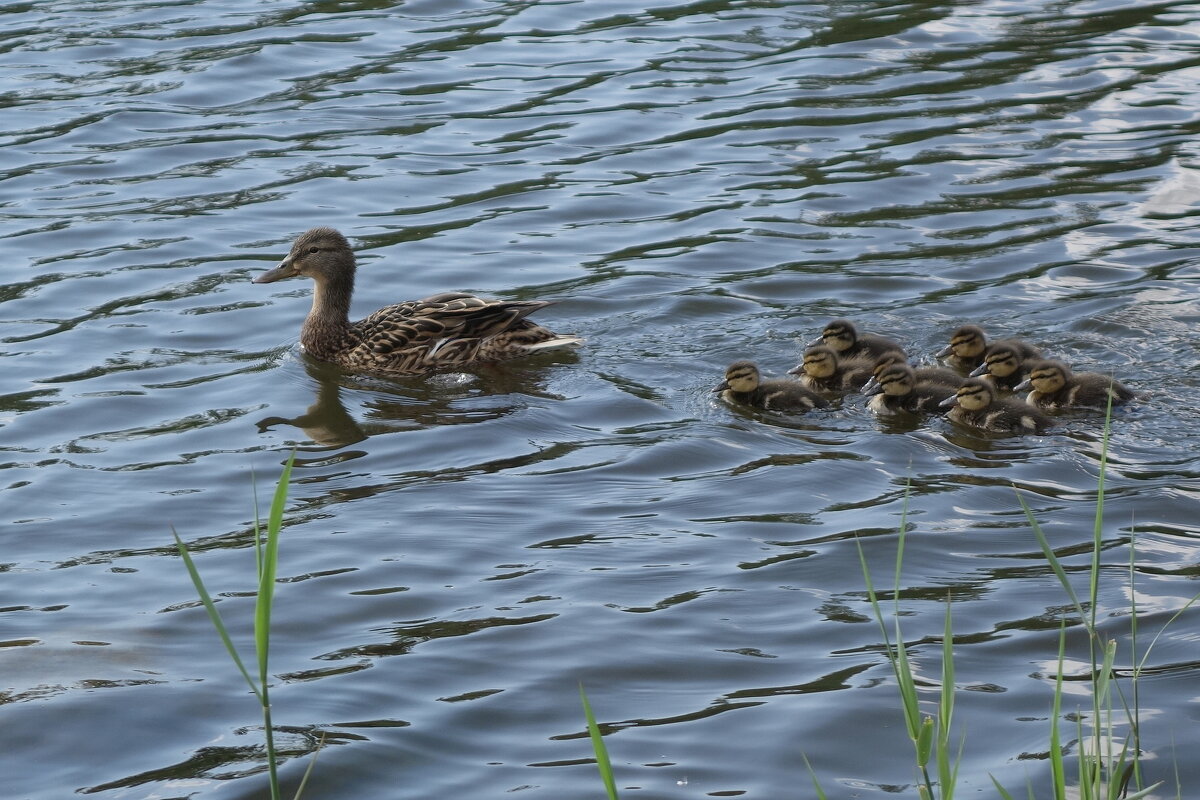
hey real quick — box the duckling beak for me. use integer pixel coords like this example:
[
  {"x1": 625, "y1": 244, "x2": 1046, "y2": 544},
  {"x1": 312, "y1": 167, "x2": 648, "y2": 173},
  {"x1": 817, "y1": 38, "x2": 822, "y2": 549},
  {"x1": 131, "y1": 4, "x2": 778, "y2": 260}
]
[
  {"x1": 1013, "y1": 378, "x2": 1032, "y2": 392},
  {"x1": 968, "y1": 363, "x2": 988, "y2": 377},
  {"x1": 712, "y1": 380, "x2": 730, "y2": 393},
  {"x1": 807, "y1": 334, "x2": 825, "y2": 347},
  {"x1": 935, "y1": 344, "x2": 954, "y2": 358},
  {"x1": 938, "y1": 394, "x2": 958, "y2": 408},
  {"x1": 861, "y1": 377, "x2": 879, "y2": 394},
  {"x1": 253, "y1": 256, "x2": 296, "y2": 284},
  {"x1": 787, "y1": 364, "x2": 803, "y2": 376}
]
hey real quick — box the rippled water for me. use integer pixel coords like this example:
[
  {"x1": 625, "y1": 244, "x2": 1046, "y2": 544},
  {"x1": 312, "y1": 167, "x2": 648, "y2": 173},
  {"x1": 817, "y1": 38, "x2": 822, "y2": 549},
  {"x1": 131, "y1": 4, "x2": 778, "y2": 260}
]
[{"x1": 3, "y1": 1, "x2": 1200, "y2": 797}]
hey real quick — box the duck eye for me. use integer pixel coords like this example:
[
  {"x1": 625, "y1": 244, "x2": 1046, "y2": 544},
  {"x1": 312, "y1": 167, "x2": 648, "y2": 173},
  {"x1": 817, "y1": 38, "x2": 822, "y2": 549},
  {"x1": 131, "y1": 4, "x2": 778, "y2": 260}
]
[{"x1": 308, "y1": 246, "x2": 320, "y2": 254}]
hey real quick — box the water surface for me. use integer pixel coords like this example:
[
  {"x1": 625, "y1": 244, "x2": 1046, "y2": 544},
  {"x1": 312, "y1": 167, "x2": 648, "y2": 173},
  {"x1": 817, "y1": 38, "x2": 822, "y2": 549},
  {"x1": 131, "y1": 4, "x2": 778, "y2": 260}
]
[{"x1": 3, "y1": 1, "x2": 1200, "y2": 798}]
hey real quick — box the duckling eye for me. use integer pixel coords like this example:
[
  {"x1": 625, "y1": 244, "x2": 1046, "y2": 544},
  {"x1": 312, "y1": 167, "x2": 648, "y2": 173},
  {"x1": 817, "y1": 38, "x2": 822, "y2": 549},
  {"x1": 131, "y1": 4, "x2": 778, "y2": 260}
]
[{"x1": 308, "y1": 246, "x2": 320, "y2": 254}]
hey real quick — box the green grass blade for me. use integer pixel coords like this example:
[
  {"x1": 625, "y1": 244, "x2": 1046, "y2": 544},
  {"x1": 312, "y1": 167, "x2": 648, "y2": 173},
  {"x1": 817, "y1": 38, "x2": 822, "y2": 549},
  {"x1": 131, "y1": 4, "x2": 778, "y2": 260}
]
[
  {"x1": 579, "y1": 683, "x2": 619, "y2": 800},
  {"x1": 1018, "y1": 492, "x2": 1087, "y2": 626},
  {"x1": 940, "y1": 592, "x2": 955, "y2": 742},
  {"x1": 291, "y1": 732, "x2": 326, "y2": 800},
  {"x1": 989, "y1": 774, "x2": 1017, "y2": 800},
  {"x1": 255, "y1": 450, "x2": 294, "y2": 684},
  {"x1": 172, "y1": 527, "x2": 262, "y2": 702},
  {"x1": 1049, "y1": 623, "x2": 1067, "y2": 800},
  {"x1": 802, "y1": 754, "x2": 830, "y2": 800},
  {"x1": 1087, "y1": 391, "x2": 1114, "y2": 632}
]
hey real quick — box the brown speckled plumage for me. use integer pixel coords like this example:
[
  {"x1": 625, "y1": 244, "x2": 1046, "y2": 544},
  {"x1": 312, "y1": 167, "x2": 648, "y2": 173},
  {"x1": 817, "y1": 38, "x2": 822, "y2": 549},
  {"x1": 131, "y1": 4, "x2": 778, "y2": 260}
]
[
  {"x1": 940, "y1": 377, "x2": 1051, "y2": 433},
  {"x1": 254, "y1": 227, "x2": 582, "y2": 374},
  {"x1": 1015, "y1": 359, "x2": 1136, "y2": 410},
  {"x1": 714, "y1": 360, "x2": 828, "y2": 413}
]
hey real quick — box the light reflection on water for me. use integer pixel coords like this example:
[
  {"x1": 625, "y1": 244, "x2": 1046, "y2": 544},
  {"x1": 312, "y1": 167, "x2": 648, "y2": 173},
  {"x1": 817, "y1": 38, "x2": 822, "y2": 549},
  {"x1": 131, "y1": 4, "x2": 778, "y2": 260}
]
[{"x1": 2, "y1": 0, "x2": 1200, "y2": 798}]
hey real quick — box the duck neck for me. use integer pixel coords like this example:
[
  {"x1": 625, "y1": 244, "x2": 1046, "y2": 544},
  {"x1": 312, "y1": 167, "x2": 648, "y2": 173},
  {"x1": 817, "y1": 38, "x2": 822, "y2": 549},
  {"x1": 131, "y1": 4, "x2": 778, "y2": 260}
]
[{"x1": 301, "y1": 271, "x2": 354, "y2": 359}]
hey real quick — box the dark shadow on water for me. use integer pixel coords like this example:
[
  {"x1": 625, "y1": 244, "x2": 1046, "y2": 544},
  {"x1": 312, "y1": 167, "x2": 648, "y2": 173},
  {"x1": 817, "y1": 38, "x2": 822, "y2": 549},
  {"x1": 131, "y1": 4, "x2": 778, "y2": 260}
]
[{"x1": 255, "y1": 350, "x2": 577, "y2": 449}]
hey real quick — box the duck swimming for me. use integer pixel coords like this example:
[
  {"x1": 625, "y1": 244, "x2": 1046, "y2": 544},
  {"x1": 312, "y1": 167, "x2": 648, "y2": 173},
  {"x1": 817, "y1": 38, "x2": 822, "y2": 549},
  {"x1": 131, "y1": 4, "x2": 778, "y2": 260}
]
[
  {"x1": 865, "y1": 363, "x2": 960, "y2": 415},
  {"x1": 1015, "y1": 359, "x2": 1136, "y2": 410},
  {"x1": 788, "y1": 345, "x2": 874, "y2": 392},
  {"x1": 940, "y1": 377, "x2": 1052, "y2": 434},
  {"x1": 715, "y1": 360, "x2": 828, "y2": 413},
  {"x1": 937, "y1": 325, "x2": 1040, "y2": 372},
  {"x1": 810, "y1": 319, "x2": 905, "y2": 362},
  {"x1": 254, "y1": 227, "x2": 582, "y2": 374}
]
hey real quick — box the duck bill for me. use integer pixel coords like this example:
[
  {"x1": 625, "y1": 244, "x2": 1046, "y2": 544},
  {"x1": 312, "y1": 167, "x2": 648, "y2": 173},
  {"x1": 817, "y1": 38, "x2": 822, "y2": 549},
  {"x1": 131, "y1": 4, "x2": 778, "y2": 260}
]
[
  {"x1": 968, "y1": 363, "x2": 989, "y2": 377},
  {"x1": 935, "y1": 344, "x2": 954, "y2": 358},
  {"x1": 253, "y1": 256, "x2": 296, "y2": 284},
  {"x1": 807, "y1": 334, "x2": 825, "y2": 347},
  {"x1": 712, "y1": 381, "x2": 730, "y2": 393},
  {"x1": 938, "y1": 395, "x2": 958, "y2": 408},
  {"x1": 861, "y1": 377, "x2": 879, "y2": 394},
  {"x1": 786, "y1": 365, "x2": 803, "y2": 376},
  {"x1": 1013, "y1": 379, "x2": 1032, "y2": 392}
]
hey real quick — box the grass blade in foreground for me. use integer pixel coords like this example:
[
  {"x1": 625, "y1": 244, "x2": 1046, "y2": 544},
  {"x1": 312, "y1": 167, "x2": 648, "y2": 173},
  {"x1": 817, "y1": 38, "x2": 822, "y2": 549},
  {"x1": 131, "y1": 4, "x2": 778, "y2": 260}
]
[
  {"x1": 173, "y1": 450, "x2": 297, "y2": 800},
  {"x1": 580, "y1": 683, "x2": 619, "y2": 800}
]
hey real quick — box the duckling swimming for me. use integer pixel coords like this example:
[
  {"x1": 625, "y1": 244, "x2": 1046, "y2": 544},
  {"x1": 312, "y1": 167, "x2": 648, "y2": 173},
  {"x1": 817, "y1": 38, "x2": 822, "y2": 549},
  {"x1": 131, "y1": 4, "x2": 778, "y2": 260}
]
[
  {"x1": 788, "y1": 345, "x2": 875, "y2": 392},
  {"x1": 936, "y1": 325, "x2": 1040, "y2": 372},
  {"x1": 968, "y1": 341, "x2": 1031, "y2": 392},
  {"x1": 862, "y1": 351, "x2": 962, "y2": 394},
  {"x1": 865, "y1": 363, "x2": 959, "y2": 415},
  {"x1": 1015, "y1": 359, "x2": 1136, "y2": 410},
  {"x1": 254, "y1": 227, "x2": 582, "y2": 374},
  {"x1": 715, "y1": 360, "x2": 829, "y2": 413},
  {"x1": 810, "y1": 319, "x2": 905, "y2": 361},
  {"x1": 939, "y1": 377, "x2": 1052, "y2": 434}
]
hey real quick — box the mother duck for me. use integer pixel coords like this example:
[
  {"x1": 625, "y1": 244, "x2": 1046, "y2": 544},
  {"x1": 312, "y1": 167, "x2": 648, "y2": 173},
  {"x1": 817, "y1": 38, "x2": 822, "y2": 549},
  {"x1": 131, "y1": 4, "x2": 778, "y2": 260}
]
[{"x1": 254, "y1": 227, "x2": 582, "y2": 374}]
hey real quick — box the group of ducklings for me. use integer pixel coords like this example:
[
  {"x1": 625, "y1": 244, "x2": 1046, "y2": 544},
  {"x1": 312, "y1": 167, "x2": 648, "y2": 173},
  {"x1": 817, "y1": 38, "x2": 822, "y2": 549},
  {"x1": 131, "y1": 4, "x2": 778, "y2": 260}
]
[{"x1": 715, "y1": 320, "x2": 1137, "y2": 434}]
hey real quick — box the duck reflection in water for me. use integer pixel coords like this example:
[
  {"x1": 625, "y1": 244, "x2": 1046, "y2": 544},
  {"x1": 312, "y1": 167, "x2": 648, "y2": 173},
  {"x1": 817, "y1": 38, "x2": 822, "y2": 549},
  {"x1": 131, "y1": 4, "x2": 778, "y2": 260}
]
[{"x1": 256, "y1": 352, "x2": 570, "y2": 447}]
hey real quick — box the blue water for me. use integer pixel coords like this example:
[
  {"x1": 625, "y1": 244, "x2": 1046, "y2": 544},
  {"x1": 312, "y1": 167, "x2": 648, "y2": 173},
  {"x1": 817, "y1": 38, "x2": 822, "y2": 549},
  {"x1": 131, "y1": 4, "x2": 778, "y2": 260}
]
[{"x1": 2, "y1": 1, "x2": 1199, "y2": 798}]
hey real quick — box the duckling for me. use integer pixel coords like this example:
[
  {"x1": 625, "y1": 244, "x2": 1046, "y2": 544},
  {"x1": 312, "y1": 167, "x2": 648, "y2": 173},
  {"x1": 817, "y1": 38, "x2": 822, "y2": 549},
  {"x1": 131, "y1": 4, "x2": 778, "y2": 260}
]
[
  {"x1": 810, "y1": 319, "x2": 905, "y2": 361},
  {"x1": 1014, "y1": 359, "x2": 1137, "y2": 410},
  {"x1": 861, "y1": 351, "x2": 963, "y2": 394},
  {"x1": 939, "y1": 377, "x2": 1052, "y2": 434},
  {"x1": 865, "y1": 363, "x2": 959, "y2": 415},
  {"x1": 968, "y1": 341, "x2": 1030, "y2": 392},
  {"x1": 936, "y1": 325, "x2": 1040, "y2": 372},
  {"x1": 254, "y1": 227, "x2": 582, "y2": 374},
  {"x1": 787, "y1": 345, "x2": 875, "y2": 392},
  {"x1": 714, "y1": 360, "x2": 829, "y2": 413}
]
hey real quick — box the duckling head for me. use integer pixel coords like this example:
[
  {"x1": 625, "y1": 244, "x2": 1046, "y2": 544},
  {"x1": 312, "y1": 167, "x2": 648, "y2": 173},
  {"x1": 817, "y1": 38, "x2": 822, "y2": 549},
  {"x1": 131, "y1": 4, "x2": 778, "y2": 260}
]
[
  {"x1": 940, "y1": 377, "x2": 996, "y2": 411},
  {"x1": 800, "y1": 345, "x2": 839, "y2": 379},
  {"x1": 861, "y1": 351, "x2": 907, "y2": 393},
  {"x1": 1017, "y1": 359, "x2": 1069, "y2": 395},
  {"x1": 254, "y1": 227, "x2": 356, "y2": 286},
  {"x1": 937, "y1": 325, "x2": 987, "y2": 360},
  {"x1": 970, "y1": 342, "x2": 1023, "y2": 379},
  {"x1": 714, "y1": 360, "x2": 761, "y2": 394},
  {"x1": 871, "y1": 351, "x2": 907, "y2": 377},
  {"x1": 813, "y1": 318, "x2": 858, "y2": 353},
  {"x1": 872, "y1": 363, "x2": 916, "y2": 397}
]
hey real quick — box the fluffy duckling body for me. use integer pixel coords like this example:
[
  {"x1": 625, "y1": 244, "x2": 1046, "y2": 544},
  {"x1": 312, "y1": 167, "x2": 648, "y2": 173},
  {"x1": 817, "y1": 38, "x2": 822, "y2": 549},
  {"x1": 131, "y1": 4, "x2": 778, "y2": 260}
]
[
  {"x1": 811, "y1": 319, "x2": 905, "y2": 361},
  {"x1": 969, "y1": 341, "x2": 1031, "y2": 391},
  {"x1": 1015, "y1": 360, "x2": 1136, "y2": 410},
  {"x1": 940, "y1": 377, "x2": 1052, "y2": 434},
  {"x1": 937, "y1": 325, "x2": 1040, "y2": 372},
  {"x1": 862, "y1": 351, "x2": 963, "y2": 393},
  {"x1": 865, "y1": 363, "x2": 959, "y2": 415},
  {"x1": 254, "y1": 227, "x2": 582, "y2": 374},
  {"x1": 715, "y1": 360, "x2": 828, "y2": 413},
  {"x1": 788, "y1": 345, "x2": 875, "y2": 392}
]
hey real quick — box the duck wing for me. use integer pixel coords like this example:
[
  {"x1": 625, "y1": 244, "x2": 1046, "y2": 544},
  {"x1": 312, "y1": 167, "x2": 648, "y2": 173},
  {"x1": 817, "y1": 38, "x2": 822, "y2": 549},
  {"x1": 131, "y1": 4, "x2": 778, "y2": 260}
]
[{"x1": 356, "y1": 292, "x2": 553, "y2": 357}]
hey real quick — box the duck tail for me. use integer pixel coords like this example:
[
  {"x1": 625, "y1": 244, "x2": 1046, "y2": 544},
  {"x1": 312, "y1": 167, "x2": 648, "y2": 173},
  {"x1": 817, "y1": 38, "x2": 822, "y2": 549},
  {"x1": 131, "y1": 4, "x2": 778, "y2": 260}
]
[{"x1": 523, "y1": 335, "x2": 585, "y2": 352}]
